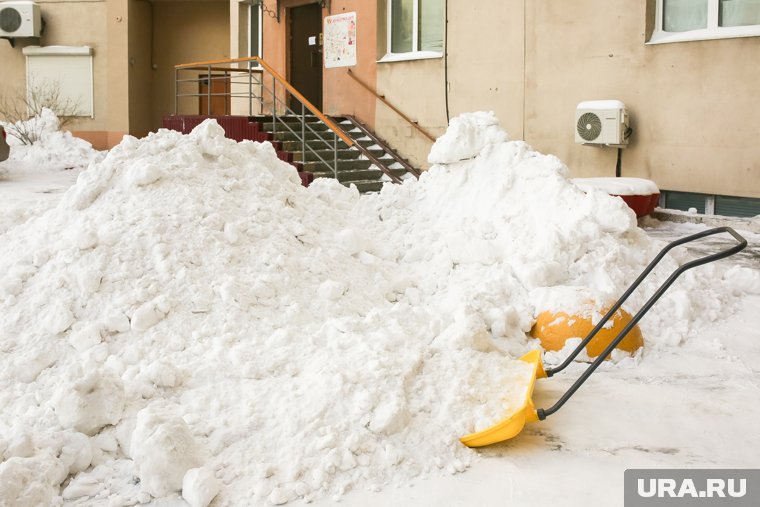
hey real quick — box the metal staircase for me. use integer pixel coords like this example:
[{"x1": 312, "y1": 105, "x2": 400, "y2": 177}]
[{"x1": 165, "y1": 56, "x2": 420, "y2": 192}]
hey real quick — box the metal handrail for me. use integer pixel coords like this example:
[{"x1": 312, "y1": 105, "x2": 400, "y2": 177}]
[
  {"x1": 175, "y1": 56, "x2": 353, "y2": 146},
  {"x1": 346, "y1": 68, "x2": 436, "y2": 143},
  {"x1": 173, "y1": 56, "x2": 358, "y2": 178},
  {"x1": 341, "y1": 115, "x2": 420, "y2": 178}
]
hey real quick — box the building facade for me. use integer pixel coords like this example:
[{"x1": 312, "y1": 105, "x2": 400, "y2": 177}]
[
  {"x1": 2, "y1": 0, "x2": 759, "y2": 212},
  {"x1": 232, "y1": 0, "x2": 760, "y2": 211},
  {"x1": 0, "y1": 0, "x2": 229, "y2": 149}
]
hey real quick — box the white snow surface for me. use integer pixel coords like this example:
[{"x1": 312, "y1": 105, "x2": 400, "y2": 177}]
[
  {"x1": 0, "y1": 113, "x2": 758, "y2": 506},
  {"x1": 573, "y1": 177, "x2": 660, "y2": 196},
  {"x1": 1, "y1": 108, "x2": 104, "y2": 172}
]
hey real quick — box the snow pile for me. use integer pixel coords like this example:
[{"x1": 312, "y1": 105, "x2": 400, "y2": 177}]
[
  {"x1": 0, "y1": 114, "x2": 757, "y2": 506},
  {"x1": 572, "y1": 177, "x2": 660, "y2": 196},
  {"x1": 1, "y1": 108, "x2": 103, "y2": 171}
]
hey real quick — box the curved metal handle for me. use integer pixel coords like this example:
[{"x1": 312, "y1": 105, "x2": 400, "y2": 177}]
[{"x1": 538, "y1": 226, "x2": 747, "y2": 420}]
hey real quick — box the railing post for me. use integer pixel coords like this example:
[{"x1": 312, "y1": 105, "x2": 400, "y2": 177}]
[
  {"x1": 301, "y1": 102, "x2": 306, "y2": 166},
  {"x1": 333, "y1": 133, "x2": 338, "y2": 179},
  {"x1": 248, "y1": 62, "x2": 253, "y2": 116},
  {"x1": 206, "y1": 65, "x2": 212, "y2": 116},
  {"x1": 174, "y1": 68, "x2": 178, "y2": 115},
  {"x1": 225, "y1": 70, "x2": 229, "y2": 115},
  {"x1": 272, "y1": 74, "x2": 277, "y2": 136}
]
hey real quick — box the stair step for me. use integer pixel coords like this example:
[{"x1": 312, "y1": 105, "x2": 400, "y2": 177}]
[
  {"x1": 302, "y1": 159, "x2": 378, "y2": 173},
  {"x1": 272, "y1": 131, "x2": 345, "y2": 142},
  {"x1": 310, "y1": 166, "x2": 406, "y2": 183},
  {"x1": 251, "y1": 114, "x2": 321, "y2": 124},
  {"x1": 263, "y1": 121, "x2": 331, "y2": 133},
  {"x1": 291, "y1": 148, "x2": 386, "y2": 162},
  {"x1": 281, "y1": 138, "x2": 375, "y2": 151}
]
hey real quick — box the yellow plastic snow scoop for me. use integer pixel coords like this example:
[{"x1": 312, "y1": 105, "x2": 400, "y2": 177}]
[
  {"x1": 460, "y1": 349, "x2": 546, "y2": 447},
  {"x1": 460, "y1": 227, "x2": 747, "y2": 448}
]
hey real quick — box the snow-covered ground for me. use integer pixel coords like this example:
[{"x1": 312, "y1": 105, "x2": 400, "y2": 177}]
[{"x1": 0, "y1": 112, "x2": 758, "y2": 507}]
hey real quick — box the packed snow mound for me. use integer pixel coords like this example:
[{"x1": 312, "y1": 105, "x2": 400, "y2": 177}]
[
  {"x1": 0, "y1": 114, "x2": 756, "y2": 506},
  {"x1": 428, "y1": 111, "x2": 509, "y2": 164},
  {"x1": 1, "y1": 108, "x2": 104, "y2": 171}
]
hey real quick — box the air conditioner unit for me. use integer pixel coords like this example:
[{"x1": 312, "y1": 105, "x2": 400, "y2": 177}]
[
  {"x1": 575, "y1": 100, "x2": 629, "y2": 147},
  {"x1": 0, "y1": 1, "x2": 41, "y2": 38}
]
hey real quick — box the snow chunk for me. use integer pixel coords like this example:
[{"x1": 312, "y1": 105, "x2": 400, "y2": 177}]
[
  {"x1": 52, "y1": 370, "x2": 126, "y2": 435},
  {"x1": 42, "y1": 301, "x2": 74, "y2": 335},
  {"x1": 0, "y1": 456, "x2": 66, "y2": 507},
  {"x1": 130, "y1": 406, "x2": 203, "y2": 498},
  {"x1": 428, "y1": 111, "x2": 509, "y2": 164},
  {"x1": 182, "y1": 467, "x2": 221, "y2": 507},
  {"x1": 130, "y1": 301, "x2": 165, "y2": 332}
]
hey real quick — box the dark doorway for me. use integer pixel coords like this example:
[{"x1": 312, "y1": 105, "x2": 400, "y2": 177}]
[
  {"x1": 288, "y1": 3, "x2": 323, "y2": 111},
  {"x1": 199, "y1": 75, "x2": 231, "y2": 115}
]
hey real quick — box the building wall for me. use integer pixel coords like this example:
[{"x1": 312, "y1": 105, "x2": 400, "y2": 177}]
[
  {"x1": 525, "y1": 0, "x2": 760, "y2": 198},
  {"x1": 0, "y1": 0, "x2": 118, "y2": 149},
  {"x1": 151, "y1": 1, "x2": 230, "y2": 128},
  {"x1": 322, "y1": 0, "x2": 376, "y2": 126},
  {"x1": 372, "y1": 0, "x2": 446, "y2": 169},
  {"x1": 238, "y1": 0, "x2": 760, "y2": 197},
  {"x1": 447, "y1": 0, "x2": 525, "y2": 140},
  {"x1": 128, "y1": 0, "x2": 154, "y2": 138}
]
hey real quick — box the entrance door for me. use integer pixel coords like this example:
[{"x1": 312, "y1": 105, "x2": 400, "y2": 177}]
[
  {"x1": 289, "y1": 3, "x2": 323, "y2": 111},
  {"x1": 199, "y1": 75, "x2": 231, "y2": 115}
]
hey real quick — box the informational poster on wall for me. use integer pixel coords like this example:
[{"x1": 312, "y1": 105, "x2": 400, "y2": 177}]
[{"x1": 324, "y1": 12, "x2": 357, "y2": 68}]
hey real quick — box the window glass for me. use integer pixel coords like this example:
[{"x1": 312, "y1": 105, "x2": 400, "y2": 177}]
[
  {"x1": 250, "y1": 4, "x2": 260, "y2": 57},
  {"x1": 719, "y1": 0, "x2": 760, "y2": 26},
  {"x1": 663, "y1": 0, "x2": 708, "y2": 31},
  {"x1": 391, "y1": 0, "x2": 413, "y2": 53},
  {"x1": 419, "y1": 0, "x2": 444, "y2": 51}
]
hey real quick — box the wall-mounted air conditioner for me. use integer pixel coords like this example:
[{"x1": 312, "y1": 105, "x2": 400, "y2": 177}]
[
  {"x1": 0, "y1": 1, "x2": 41, "y2": 38},
  {"x1": 575, "y1": 100, "x2": 629, "y2": 147}
]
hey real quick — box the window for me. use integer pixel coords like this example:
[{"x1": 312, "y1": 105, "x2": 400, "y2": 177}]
[
  {"x1": 22, "y1": 46, "x2": 94, "y2": 117},
  {"x1": 249, "y1": 2, "x2": 262, "y2": 59},
  {"x1": 650, "y1": 0, "x2": 760, "y2": 44},
  {"x1": 383, "y1": 0, "x2": 443, "y2": 61}
]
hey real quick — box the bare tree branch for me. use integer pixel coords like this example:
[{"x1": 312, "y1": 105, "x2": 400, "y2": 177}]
[{"x1": 0, "y1": 78, "x2": 81, "y2": 145}]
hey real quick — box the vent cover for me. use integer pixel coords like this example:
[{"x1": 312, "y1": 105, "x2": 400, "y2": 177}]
[{"x1": 577, "y1": 112, "x2": 602, "y2": 142}]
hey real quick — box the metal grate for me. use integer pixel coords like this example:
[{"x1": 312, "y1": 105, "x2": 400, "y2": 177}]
[
  {"x1": 577, "y1": 112, "x2": 602, "y2": 141},
  {"x1": 663, "y1": 191, "x2": 706, "y2": 214},
  {"x1": 715, "y1": 195, "x2": 760, "y2": 218},
  {"x1": 0, "y1": 8, "x2": 22, "y2": 33}
]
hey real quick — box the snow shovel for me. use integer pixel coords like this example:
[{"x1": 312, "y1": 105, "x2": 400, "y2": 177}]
[{"x1": 460, "y1": 226, "x2": 747, "y2": 447}]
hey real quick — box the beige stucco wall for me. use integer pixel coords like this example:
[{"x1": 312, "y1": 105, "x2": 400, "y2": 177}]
[
  {"x1": 374, "y1": 58, "x2": 445, "y2": 169},
  {"x1": 525, "y1": 1, "x2": 760, "y2": 198},
  {"x1": 151, "y1": 1, "x2": 230, "y2": 127},
  {"x1": 373, "y1": 0, "x2": 446, "y2": 169},
  {"x1": 446, "y1": 0, "x2": 525, "y2": 140},
  {"x1": 369, "y1": 0, "x2": 760, "y2": 197},
  {"x1": 0, "y1": 0, "x2": 119, "y2": 148}
]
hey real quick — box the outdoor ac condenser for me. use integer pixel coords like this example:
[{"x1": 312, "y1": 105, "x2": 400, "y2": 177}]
[
  {"x1": 0, "y1": 1, "x2": 41, "y2": 38},
  {"x1": 575, "y1": 100, "x2": 629, "y2": 147}
]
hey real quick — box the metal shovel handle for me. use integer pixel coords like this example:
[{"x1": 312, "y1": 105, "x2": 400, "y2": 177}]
[{"x1": 537, "y1": 226, "x2": 747, "y2": 420}]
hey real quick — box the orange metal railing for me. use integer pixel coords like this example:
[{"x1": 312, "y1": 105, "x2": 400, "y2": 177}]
[{"x1": 174, "y1": 56, "x2": 353, "y2": 177}]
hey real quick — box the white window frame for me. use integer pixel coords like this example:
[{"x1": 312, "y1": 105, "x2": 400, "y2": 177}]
[
  {"x1": 649, "y1": 0, "x2": 760, "y2": 44},
  {"x1": 379, "y1": 0, "x2": 443, "y2": 63},
  {"x1": 249, "y1": 2, "x2": 263, "y2": 61}
]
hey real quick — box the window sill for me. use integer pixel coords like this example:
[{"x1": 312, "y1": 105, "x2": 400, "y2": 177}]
[
  {"x1": 647, "y1": 25, "x2": 760, "y2": 44},
  {"x1": 377, "y1": 51, "x2": 443, "y2": 63}
]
